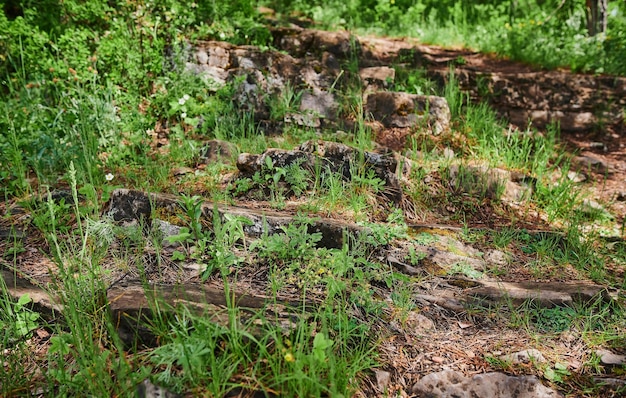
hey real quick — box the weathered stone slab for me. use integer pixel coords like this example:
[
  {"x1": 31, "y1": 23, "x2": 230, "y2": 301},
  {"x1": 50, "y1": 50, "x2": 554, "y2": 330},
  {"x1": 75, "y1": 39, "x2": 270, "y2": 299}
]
[
  {"x1": 0, "y1": 269, "x2": 61, "y2": 321},
  {"x1": 0, "y1": 269, "x2": 306, "y2": 348},
  {"x1": 468, "y1": 281, "x2": 610, "y2": 308},
  {"x1": 199, "y1": 139, "x2": 238, "y2": 164},
  {"x1": 500, "y1": 349, "x2": 547, "y2": 364},
  {"x1": 595, "y1": 349, "x2": 626, "y2": 366},
  {"x1": 359, "y1": 66, "x2": 395, "y2": 91},
  {"x1": 365, "y1": 91, "x2": 450, "y2": 134},
  {"x1": 105, "y1": 189, "x2": 364, "y2": 249},
  {"x1": 412, "y1": 370, "x2": 562, "y2": 398},
  {"x1": 236, "y1": 140, "x2": 403, "y2": 202},
  {"x1": 447, "y1": 163, "x2": 534, "y2": 202},
  {"x1": 189, "y1": 29, "x2": 626, "y2": 135}
]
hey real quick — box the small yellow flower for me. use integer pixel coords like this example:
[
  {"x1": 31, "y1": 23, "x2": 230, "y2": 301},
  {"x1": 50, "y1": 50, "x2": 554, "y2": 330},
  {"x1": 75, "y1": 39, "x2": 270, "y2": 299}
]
[{"x1": 284, "y1": 352, "x2": 295, "y2": 363}]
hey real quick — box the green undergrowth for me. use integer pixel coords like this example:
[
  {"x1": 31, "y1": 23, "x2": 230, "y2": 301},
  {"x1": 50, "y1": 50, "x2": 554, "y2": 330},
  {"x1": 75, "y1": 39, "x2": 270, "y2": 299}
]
[
  {"x1": 268, "y1": 0, "x2": 626, "y2": 76},
  {"x1": 1, "y1": 1, "x2": 625, "y2": 396}
]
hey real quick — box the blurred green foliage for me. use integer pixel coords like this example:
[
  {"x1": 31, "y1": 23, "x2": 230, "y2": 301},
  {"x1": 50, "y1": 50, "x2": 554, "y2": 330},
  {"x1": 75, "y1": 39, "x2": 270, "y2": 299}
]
[{"x1": 269, "y1": 0, "x2": 626, "y2": 75}]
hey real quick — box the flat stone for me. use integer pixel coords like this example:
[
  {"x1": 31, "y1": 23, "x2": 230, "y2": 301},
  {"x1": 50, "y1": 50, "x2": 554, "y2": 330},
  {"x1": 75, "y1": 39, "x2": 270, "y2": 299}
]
[
  {"x1": 105, "y1": 189, "x2": 365, "y2": 249},
  {"x1": 500, "y1": 349, "x2": 547, "y2": 364},
  {"x1": 580, "y1": 199, "x2": 612, "y2": 219},
  {"x1": 208, "y1": 44, "x2": 231, "y2": 68},
  {"x1": 404, "y1": 311, "x2": 435, "y2": 331},
  {"x1": 468, "y1": 281, "x2": 610, "y2": 308},
  {"x1": 136, "y1": 379, "x2": 181, "y2": 398},
  {"x1": 365, "y1": 91, "x2": 450, "y2": 134},
  {"x1": 200, "y1": 139, "x2": 238, "y2": 164},
  {"x1": 412, "y1": 370, "x2": 562, "y2": 398},
  {"x1": 235, "y1": 141, "x2": 403, "y2": 202},
  {"x1": 595, "y1": 349, "x2": 626, "y2": 366},
  {"x1": 567, "y1": 170, "x2": 586, "y2": 183},
  {"x1": 484, "y1": 249, "x2": 509, "y2": 266},
  {"x1": 359, "y1": 66, "x2": 395, "y2": 90},
  {"x1": 154, "y1": 219, "x2": 183, "y2": 248},
  {"x1": 572, "y1": 155, "x2": 609, "y2": 174},
  {"x1": 447, "y1": 164, "x2": 533, "y2": 202},
  {"x1": 374, "y1": 370, "x2": 392, "y2": 392},
  {"x1": 195, "y1": 49, "x2": 208, "y2": 64},
  {"x1": 299, "y1": 89, "x2": 338, "y2": 119}
]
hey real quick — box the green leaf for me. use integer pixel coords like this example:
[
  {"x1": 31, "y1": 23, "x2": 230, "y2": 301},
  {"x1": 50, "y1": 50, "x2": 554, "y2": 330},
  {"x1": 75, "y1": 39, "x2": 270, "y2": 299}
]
[
  {"x1": 166, "y1": 227, "x2": 193, "y2": 243},
  {"x1": 49, "y1": 335, "x2": 71, "y2": 355},
  {"x1": 171, "y1": 250, "x2": 186, "y2": 261},
  {"x1": 544, "y1": 367, "x2": 557, "y2": 381},
  {"x1": 17, "y1": 293, "x2": 32, "y2": 306},
  {"x1": 312, "y1": 333, "x2": 333, "y2": 363}
]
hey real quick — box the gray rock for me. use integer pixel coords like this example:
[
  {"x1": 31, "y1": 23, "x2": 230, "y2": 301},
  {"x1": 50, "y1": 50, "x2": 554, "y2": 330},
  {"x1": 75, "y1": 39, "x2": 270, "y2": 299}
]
[
  {"x1": 412, "y1": 370, "x2": 561, "y2": 398},
  {"x1": 136, "y1": 379, "x2": 181, "y2": 398},
  {"x1": 567, "y1": 170, "x2": 586, "y2": 183},
  {"x1": 484, "y1": 249, "x2": 509, "y2": 266},
  {"x1": 580, "y1": 198, "x2": 612, "y2": 219},
  {"x1": 106, "y1": 189, "x2": 152, "y2": 226},
  {"x1": 500, "y1": 349, "x2": 547, "y2": 364},
  {"x1": 365, "y1": 92, "x2": 450, "y2": 134},
  {"x1": 468, "y1": 281, "x2": 609, "y2": 308},
  {"x1": 299, "y1": 88, "x2": 338, "y2": 119},
  {"x1": 595, "y1": 349, "x2": 626, "y2": 366},
  {"x1": 236, "y1": 141, "x2": 403, "y2": 203},
  {"x1": 572, "y1": 155, "x2": 610, "y2": 174},
  {"x1": 208, "y1": 44, "x2": 231, "y2": 68},
  {"x1": 374, "y1": 369, "x2": 392, "y2": 392},
  {"x1": 195, "y1": 49, "x2": 208, "y2": 64},
  {"x1": 360, "y1": 66, "x2": 395, "y2": 90},
  {"x1": 447, "y1": 164, "x2": 533, "y2": 202},
  {"x1": 154, "y1": 219, "x2": 183, "y2": 248},
  {"x1": 200, "y1": 139, "x2": 238, "y2": 164},
  {"x1": 442, "y1": 147, "x2": 455, "y2": 160},
  {"x1": 284, "y1": 112, "x2": 321, "y2": 128}
]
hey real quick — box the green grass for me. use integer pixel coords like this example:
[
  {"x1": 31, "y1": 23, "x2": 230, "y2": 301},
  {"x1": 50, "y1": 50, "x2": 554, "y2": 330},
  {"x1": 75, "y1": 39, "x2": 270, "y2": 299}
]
[{"x1": 1, "y1": 1, "x2": 625, "y2": 396}]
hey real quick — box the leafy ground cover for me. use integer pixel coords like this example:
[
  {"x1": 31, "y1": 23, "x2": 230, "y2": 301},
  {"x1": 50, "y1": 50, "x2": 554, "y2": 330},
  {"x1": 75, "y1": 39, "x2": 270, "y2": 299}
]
[{"x1": 1, "y1": 1, "x2": 625, "y2": 397}]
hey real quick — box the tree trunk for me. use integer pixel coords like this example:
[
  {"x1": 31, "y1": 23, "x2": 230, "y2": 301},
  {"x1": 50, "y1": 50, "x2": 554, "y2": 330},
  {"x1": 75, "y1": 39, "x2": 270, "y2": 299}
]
[{"x1": 586, "y1": 0, "x2": 608, "y2": 36}]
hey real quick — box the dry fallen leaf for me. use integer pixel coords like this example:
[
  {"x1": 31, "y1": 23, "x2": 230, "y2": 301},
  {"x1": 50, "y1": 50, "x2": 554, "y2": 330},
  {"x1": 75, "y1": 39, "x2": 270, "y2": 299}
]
[
  {"x1": 458, "y1": 321, "x2": 473, "y2": 329},
  {"x1": 35, "y1": 329, "x2": 50, "y2": 339}
]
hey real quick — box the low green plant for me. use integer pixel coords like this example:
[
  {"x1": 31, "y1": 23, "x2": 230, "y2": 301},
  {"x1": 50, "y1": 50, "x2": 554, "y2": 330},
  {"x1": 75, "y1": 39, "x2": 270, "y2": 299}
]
[
  {"x1": 393, "y1": 67, "x2": 438, "y2": 95},
  {"x1": 359, "y1": 209, "x2": 408, "y2": 247},
  {"x1": 35, "y1": 163, "x2": 149, "y2": 396},
  {"x1": 0, "y1": 293, "x2": 40, "y2": 342},
  {"x1": 0, "y1": 284, "x2": 41, "y2": 396},
  {"x1": 167, "y1": 198, "x2": 252, "y2": 279},
  {"x1": 448, "y1": 261, "x2": 484, "y2": 279},
  {"x1": 543, "y1": 362, "x2": 571, "y2": 384},
  {"x1": 268, "y1": 83, "x2": 303, "y2": 121}
]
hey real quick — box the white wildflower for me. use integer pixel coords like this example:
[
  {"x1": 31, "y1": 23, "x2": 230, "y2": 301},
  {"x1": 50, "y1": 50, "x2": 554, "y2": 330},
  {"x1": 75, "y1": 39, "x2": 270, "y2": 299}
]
[
  {"x1": 181, "y1": 112, "x2": 187, "y2": 119},
  {"x1": 178, "y1": 97, "x2": 186, "y2": 105},
  {"x1": 183, "y1": 94, "x2": 190, "y2": 101},
  {"x1": 105, "y1": 173, "x2": 114, "y2": 181}
]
